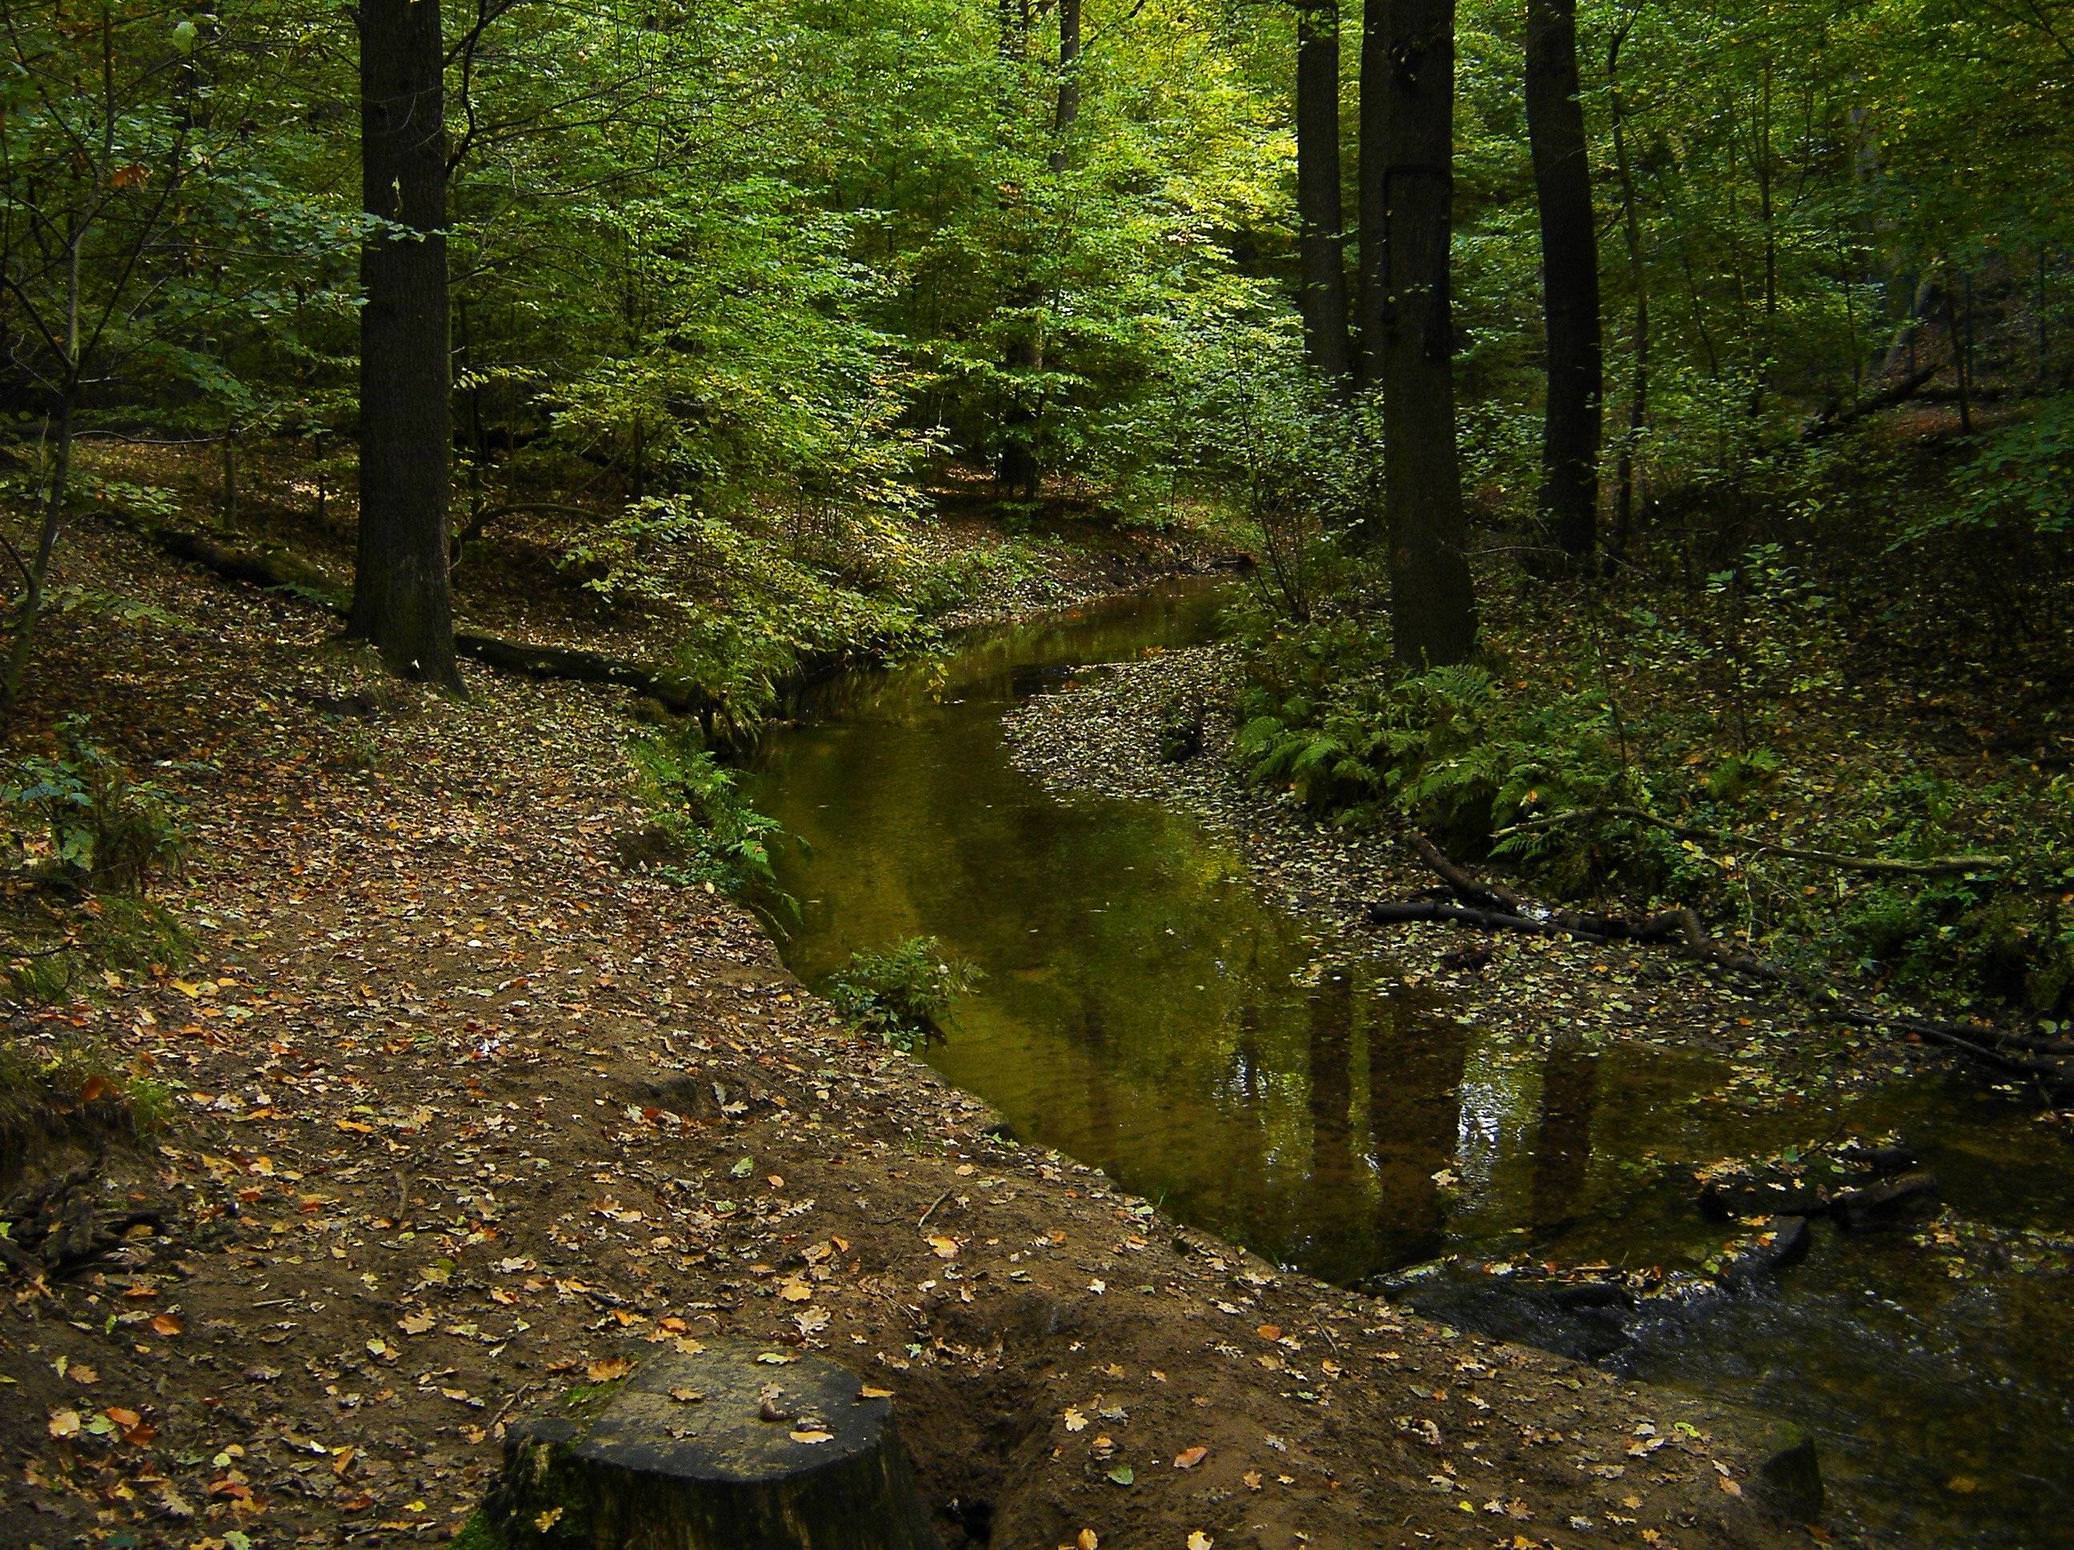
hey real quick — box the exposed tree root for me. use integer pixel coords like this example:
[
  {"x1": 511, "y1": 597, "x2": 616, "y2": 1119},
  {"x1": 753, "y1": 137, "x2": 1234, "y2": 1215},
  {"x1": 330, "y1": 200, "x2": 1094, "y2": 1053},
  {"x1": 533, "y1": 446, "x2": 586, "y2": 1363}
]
[{"x1": 129, "y1": 514, "x2": 717, "y2": 720}]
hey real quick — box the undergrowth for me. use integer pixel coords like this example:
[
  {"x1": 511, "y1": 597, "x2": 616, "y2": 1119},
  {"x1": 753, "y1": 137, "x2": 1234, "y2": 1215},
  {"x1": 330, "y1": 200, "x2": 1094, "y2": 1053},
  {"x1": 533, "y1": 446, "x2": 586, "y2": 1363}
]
[
  {"x1": 825, "y1": 936, "x2": 983, "y2": 1052},
  {"x1": 619, "y1": 724, "x2": 795, "y2": 915},
  {"x1": 1229, "y1": 551, "x2": 2074, "y2": 1022}
]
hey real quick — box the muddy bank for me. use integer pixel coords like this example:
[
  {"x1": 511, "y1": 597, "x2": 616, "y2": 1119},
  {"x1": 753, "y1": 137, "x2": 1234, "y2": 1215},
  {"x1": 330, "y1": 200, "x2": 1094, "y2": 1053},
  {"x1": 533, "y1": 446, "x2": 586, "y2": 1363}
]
[{"x1": 4, "y1": 524, "x2": 1812, "y2": 1548}]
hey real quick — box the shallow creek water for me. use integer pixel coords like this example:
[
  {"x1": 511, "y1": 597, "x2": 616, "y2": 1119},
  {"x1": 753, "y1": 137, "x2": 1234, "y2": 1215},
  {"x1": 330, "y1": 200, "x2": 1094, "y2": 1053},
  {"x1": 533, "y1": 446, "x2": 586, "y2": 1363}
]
[{"x1": 746, "y1": 579, "x2": 2072, "y2": 1548}]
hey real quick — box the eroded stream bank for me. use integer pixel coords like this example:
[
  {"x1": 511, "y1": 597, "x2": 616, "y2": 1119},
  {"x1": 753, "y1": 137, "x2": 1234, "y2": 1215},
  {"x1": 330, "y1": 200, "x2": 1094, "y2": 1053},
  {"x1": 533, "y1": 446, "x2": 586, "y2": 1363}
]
[{"x1": 751, "y1": 578, "x2": 2074, "y2": 1550}]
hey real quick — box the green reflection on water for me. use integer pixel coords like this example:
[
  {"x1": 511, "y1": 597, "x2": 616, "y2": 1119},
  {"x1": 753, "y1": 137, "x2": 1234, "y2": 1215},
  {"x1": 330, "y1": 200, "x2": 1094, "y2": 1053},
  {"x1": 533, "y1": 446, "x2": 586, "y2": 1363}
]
[{"x1": 746, "y1": 579, "x2": 2072, "y2": 1548}]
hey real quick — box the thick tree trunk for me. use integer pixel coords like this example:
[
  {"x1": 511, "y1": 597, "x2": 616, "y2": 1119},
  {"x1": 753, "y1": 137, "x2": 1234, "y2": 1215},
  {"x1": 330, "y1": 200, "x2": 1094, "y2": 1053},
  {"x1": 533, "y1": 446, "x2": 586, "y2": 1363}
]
[
  {"x1": 352, "y1": 0, "x2": 463, "y2": 691},
  {"x1": 1296, "y1": 1, "x2": 1353, "y2": 385},
  {"x1": 1525, "y1": 0, "x2": 1602, "y2": 563},
  {"x1": 1367, "y1": 0, "x2": 1478, "y2": 666}
]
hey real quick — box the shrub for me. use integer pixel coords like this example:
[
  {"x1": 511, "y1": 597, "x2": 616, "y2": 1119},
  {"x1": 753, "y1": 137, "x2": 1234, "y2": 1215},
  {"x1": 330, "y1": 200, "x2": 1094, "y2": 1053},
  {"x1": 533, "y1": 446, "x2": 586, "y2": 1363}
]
[
  {"x1": 2, "y1": 716, "x2": 184, "y2": 892},
  {"x1": 825, "y1": 936, "x2": 983, "y2": 1052}
]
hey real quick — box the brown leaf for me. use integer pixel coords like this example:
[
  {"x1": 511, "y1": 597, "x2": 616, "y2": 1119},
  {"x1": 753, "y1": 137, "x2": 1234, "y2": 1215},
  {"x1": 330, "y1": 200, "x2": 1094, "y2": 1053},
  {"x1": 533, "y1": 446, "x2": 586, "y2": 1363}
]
[{"x1": 1174, "y1": 1445, "x2": 1208, "y2": 1469}]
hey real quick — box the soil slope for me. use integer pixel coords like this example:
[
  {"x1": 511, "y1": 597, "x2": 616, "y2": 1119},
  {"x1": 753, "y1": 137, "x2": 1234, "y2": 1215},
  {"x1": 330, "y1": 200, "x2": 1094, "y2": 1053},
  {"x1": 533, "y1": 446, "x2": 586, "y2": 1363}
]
[{"x1": 2, "y1": 520, "x2": 1802, "y2": 1549}]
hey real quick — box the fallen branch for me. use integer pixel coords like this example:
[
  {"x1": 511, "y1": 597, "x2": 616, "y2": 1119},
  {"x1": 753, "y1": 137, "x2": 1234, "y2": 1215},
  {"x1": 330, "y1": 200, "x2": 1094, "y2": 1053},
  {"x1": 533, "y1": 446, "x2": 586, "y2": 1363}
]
[
  {"x1": 1491, "y1": 805, "x2": 2014, "y2": 878},
  {"x1": 1373, "y1": 832, "x2": 2073, "y2": 1099},
  {"x1": 1799, "y1": 362, "x2": 1940, "y2": 443}
]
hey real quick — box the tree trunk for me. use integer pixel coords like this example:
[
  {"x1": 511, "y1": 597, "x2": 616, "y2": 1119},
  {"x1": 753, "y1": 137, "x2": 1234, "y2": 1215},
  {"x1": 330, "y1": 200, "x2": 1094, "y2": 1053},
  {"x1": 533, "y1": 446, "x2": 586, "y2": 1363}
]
[
  {"x1": 1525, "y1": 0, "x2": 1602, "y2": 564},
  {"x1": 352, "y1": 0, "x2": 463, "y2": 691},
  {"x1": 1367, "y1": 0, "x2": 1478, "y2": 666},
  {"x1": 1355, "y1": 0, "x2": 1388, "y2": 388},
  {"x1": 1296, "y1": 0, "x2": 1354, "y2": 385},
  {"x1": 1942, "y1": 257, "x2": 1972, "y2": 435},
  {"x1": 996, "y1": 0, "x2": 1077, "y2": 501},
  {"x1": 1606, "y1": 16, "x2": 1648, "y2": 561}
]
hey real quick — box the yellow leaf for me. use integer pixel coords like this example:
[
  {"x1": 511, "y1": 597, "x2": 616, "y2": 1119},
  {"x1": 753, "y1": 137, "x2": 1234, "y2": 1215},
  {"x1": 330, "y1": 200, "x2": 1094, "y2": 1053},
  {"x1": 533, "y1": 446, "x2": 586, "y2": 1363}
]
[
  {"x1": 1076, "y1": 1531, "x2": 1099, "y2": 1550},
  {"x1": 1174, "y1": 1445, "x2": 1209, "y2": 1469},
  {"x1": 48, "y1": 1409, "x2": 81, "y2": 1438},
  {"x1": 927, "y1": 1235, "x2": 959, "y2": 1259},
  {"x1": 789, "y1": 1429, "x2": 834, "y2": 1445},
  {"x1": 585, "y1": 1357, "x2": 634, "y2": 1382},
  {"x1": 1188, "y1": 1534, "x2": 1214, "y2": 1550}
]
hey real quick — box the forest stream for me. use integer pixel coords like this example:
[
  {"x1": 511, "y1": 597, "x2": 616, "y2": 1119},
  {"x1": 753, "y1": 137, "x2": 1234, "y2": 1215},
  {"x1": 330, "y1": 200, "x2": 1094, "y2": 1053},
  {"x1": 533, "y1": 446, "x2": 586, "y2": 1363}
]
[{"x1": 749, "y1": 578, "x2": 2074, "y2": 1550}]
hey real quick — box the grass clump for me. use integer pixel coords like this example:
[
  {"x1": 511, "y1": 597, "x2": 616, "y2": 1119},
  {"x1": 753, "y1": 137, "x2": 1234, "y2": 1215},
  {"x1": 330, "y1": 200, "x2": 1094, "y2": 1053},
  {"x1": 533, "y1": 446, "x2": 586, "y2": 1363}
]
[{"x1": 825, "y1": 936, "x2": 983, "y2": 1052}]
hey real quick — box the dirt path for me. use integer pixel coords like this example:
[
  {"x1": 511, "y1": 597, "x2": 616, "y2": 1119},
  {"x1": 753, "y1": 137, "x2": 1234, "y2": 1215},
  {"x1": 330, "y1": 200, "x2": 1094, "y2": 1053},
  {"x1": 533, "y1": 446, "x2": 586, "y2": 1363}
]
[{"x1": 3, "y1": 523, "x2": 1806, "y2": 1549}]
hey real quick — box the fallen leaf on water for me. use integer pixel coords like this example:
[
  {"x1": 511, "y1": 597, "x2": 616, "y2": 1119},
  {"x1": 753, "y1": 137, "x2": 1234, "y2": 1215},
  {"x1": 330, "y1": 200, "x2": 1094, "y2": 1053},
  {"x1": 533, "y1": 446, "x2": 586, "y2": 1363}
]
[
  {"x1": 585, "y1": 1358, "x2": 633, "y2": 1382},
  {"x1": 1106, "y1": 1464, "x2": 1134, "y2": 1487},
  {"x1": 1063, "y1": 1407, "x2": 1088, "y2": 1433},
  {"x1": 858, "y1": 1386, "x2": 894, "y2": 1400},
  {"x1": 1174, "y1": 1445, "x2": 1208, "y2": 1469},
  {"x1": 1075, "y1": 1531, "x2": 1098, "y2": 1550},
  {"x1": 668, "y1": 1388, "x2": 704, "y2": 1404},
  {"x1": 927, "y1": 1235, "x2": 959, "y2": 1259},
  {"x1": 48, "y1": 1409, "x2": 81, "y2": 1438},
  {"x1": 1188, "y1": 1534, "x2": 1213, "y2": 1550},
  {"x1": 150, "y1": 1314, "x2": 183, "y2": 1337},
  {"x1": 790, "y1": 1429, "x2": 834, "y2": 1445},
  {"x1": 1255, "y1": 1324, "x2": 1281, "y2": 1341}
]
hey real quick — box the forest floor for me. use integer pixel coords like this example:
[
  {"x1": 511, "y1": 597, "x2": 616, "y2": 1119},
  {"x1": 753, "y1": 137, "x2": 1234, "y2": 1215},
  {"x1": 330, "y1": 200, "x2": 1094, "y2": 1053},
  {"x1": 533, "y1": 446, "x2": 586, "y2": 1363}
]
[{"x1": 0, "y1": 510, "x2": 1818, "y2": 1550}]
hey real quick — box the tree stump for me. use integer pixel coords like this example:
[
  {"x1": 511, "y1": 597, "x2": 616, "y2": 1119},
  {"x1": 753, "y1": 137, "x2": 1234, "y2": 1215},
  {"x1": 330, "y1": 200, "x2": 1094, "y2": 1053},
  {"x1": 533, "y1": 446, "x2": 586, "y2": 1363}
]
[{"x1": 483, "y1": 1338, "x2": 942, "y2": 1550}]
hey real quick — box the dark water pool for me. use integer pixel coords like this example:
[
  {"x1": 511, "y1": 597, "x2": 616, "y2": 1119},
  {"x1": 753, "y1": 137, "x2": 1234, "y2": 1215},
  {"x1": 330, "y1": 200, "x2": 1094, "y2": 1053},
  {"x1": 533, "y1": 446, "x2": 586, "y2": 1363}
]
[{"x1": 746, "y1": 580, "x2": 2072, "y2": 1548}]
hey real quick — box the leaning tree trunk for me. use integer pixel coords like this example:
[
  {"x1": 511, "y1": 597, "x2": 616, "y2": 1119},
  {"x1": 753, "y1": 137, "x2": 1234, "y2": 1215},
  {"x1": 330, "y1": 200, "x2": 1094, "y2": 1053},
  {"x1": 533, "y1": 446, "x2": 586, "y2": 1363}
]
[
  {"x1": 1367, "y1": 0, "x2": 1478, "y2": 666},
  {"x1": 1525, "y1": 0, "x2": 1603, "y2": 565},
  {"x1": 352, "y1": 0, "x2": 463, "y2": 691},
  {"x1": 1296, "y1": 0, "x2": 1354, "y2": 386}
]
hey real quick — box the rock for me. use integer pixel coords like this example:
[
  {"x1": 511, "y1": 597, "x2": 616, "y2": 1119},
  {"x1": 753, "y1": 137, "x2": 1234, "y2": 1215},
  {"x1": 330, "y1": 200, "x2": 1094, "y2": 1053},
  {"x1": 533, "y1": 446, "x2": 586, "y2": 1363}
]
[
  {"x1": 1829, "y1": 1172, "x2": 1939, "y2": 1231},
  {"x1": 1714, "y1": 1215, "x2": 1813, "y2": 1288},
  {"x1": 482, "y1": 1338, "x2": 942, "y2": 1549},
  {"x1": 1751, "y1": 1425, "x2": 1824, "y2": 1522},
  {"x1": 1385, "y1": 1266, "x2": 1638, "y2": 1362}
]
